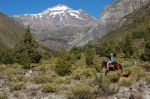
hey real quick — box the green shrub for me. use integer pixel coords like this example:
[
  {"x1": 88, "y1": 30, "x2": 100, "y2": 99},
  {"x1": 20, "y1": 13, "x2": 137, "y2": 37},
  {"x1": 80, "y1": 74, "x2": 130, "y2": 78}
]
[
  {"x1": 42, "y1": 83, "x2": 57, "y2": 93},
  {"x1": 54, "y1": 77, "x2": 70, "y2": 84},
  {"x1": 132, "y1": 31, "x2": 146, "y2": 39},
  {"x1": 122, "y1": 35, "x2": 134, "y2": 58},
  {"x1": 132, "y1": 66, "x2": 145, "y2": 80},
  {"x1": 55, "y1": 58, "x2": 72, "y2": 76},
  {"x1": 119, "y1": 79, "x2": 133, "y2": 87},
  {"x1": 32, "y1": 75, "x2": 52, "y2": 84},
  {"x1": 0, "y1": 94, "x2": 7, "y2": 99},
  {"x1": 141, "y1": 36, "x2": 150, "y2": 62},
  {"x1": 142, "y1": 62, "x2": 150, "y2": 71},
  {"x1": 67, "y1": 83, "x2": 95, "y2": 99},
  {"x1": 0, "y1": 49, "x2": 14, "y2": 64},
  {"x1": 95, "y1": 41, "x2": 118, "y2": 57},
  {"x1": 85, "y1": 47, "x2": 95, "y2": 66},
  {"x1": 71, "y1": 68, "x2": 96, "y2": 80},
  {"x1": 7, "y1": 75, "x2": 27, "y2": 82},
  {"x1": 0, "y1": 93, "x2": 8, "y2": 99},
  {"x1": 108, "y1": 72, "x2": 121, "y2": 83},
  {"x1": 69, "y1": 46, "x2": 81, "y2": 60},
  {"x1": 95, "y1": 74, "x2": 117, "y2": 95},
  {"x1": 9, "y1": 82, "x2": 25, "y2": 91},
  {"x1": 17, "y1": 52, "x2": 31, "y2": 69}
]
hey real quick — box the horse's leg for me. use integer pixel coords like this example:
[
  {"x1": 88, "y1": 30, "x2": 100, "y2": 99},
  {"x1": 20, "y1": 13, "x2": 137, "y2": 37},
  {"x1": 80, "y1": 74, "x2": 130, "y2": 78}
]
[{"x1": 105, "y1": 70, "x2": 109, "y2": 76}]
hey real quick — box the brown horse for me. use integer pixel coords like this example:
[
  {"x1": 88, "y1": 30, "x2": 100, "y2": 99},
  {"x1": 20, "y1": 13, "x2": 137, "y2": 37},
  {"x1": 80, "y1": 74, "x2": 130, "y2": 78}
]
[{"x1": 102, "y1": 61, "x2": 123, "y2": 76}]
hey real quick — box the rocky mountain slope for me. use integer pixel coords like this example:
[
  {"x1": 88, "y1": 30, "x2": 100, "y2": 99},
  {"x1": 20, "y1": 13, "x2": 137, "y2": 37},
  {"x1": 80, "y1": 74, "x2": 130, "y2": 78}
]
[
  {"x1": 0, "y1": 13, "x2": 25, "y2": 49},
  {"x1": 98, "y1": 0, "x2": 149, "y2": 34},
  {"x1": 99, "y1": 1, "x2": 150, "y2": 43},
  {"x1": 13, "y1": 5, "x2": 98, "y2": 50}
]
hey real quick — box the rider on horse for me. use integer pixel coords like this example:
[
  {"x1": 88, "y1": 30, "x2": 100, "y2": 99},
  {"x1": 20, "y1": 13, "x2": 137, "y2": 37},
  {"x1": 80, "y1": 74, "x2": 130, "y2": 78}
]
[{"x1": 107, "y1": 53, "x2": 116, "y2": 70}]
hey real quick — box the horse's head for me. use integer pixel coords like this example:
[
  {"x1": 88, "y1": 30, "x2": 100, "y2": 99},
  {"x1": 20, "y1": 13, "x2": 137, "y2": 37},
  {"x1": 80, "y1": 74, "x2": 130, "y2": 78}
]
[{"x1": 102, "y1": 61, "x2": 107, "y2": 69}]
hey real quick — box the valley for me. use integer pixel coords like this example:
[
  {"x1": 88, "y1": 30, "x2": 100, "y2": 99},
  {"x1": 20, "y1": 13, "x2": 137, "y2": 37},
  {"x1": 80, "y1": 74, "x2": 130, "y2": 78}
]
[{"x1": 0, "y1": 0, "x2": 150, "y2": 99}]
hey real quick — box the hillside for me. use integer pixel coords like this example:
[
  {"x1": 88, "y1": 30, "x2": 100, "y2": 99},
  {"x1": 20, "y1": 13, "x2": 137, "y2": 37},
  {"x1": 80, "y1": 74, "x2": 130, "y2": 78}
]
[
  {"x1": 99, "y1": 2, "x2": 150, "y2": 42},
  {"x1": 98, "y1": 0, "x2": 149, "y2": 34},
  {"x1": 0, "y1": 13, "x2": 25, "y2": 49}
]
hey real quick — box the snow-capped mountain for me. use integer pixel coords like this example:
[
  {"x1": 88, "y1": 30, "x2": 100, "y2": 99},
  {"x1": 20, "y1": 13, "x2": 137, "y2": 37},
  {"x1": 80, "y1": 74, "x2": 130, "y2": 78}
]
[
  {"x1": 14, "y1": 5, "x2": 97, "y2": 33},
  {"x1": 13, "y1": 5, "x2": 98, "y2": 50}
]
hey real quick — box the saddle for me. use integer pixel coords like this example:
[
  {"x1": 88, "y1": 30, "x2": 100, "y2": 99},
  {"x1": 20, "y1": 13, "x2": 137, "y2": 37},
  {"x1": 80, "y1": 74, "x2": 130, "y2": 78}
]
[{"x1": 110, "y1": 61, "x2": 117, "y2": 65}]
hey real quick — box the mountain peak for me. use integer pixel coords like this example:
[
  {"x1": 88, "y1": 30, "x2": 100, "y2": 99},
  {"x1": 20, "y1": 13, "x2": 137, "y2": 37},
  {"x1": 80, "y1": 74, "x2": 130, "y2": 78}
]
[
  {"x1": 48, "y1": 4, "x2": 70, "y2": 11},
  {"x1": 41, "y1": 4, "x2": 72, "y2": 15}
]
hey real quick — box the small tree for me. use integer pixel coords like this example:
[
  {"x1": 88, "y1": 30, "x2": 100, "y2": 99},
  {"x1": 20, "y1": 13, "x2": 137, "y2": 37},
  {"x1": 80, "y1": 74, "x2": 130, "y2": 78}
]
[
  {"x1": 69, "y1": 46, "x2": 81, "y2": 60},
  {"x1": 1, "y1": 49, "x2": 14, "y2": 64},
  {"x1": 55, "y1": 49, "x2": 72, "y2": 76},
  {"x1": 85, "y1": 46, "x2": 95, "y2": 66},
  {"x1": 141, "y1": 34, "x2": 150, "y2": 61},
  {"x1": 122, "y1": 35, "x2": 134, "y2": 58},
  {"x1": 15, "y1": 26, "x2": 41, "y2": 64}
]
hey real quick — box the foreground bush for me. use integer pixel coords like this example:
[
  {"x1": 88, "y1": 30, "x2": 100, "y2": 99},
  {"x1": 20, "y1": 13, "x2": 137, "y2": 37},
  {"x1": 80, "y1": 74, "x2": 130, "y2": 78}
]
[
  {"x1": 32, "y1": 75, "x2": 52, "y2": 84},
  {"x1": 42, "y1": 83, "x2": 57, "y2": 93},
  {"x1": 9, "y1": 82, "x2": 25, "y2": 91},
  {"x1": 108, "y1": 72, "x2": 121, "y2": 83},
  {"x1": 71, "y1": 68, "x2": 96, "y2": 80},
  {"x1": 67, "y1": 83, "x2": 95, "y2": 99},
  {"x1": 95, "y1": 74, "x2": 118, "y2": 95}
]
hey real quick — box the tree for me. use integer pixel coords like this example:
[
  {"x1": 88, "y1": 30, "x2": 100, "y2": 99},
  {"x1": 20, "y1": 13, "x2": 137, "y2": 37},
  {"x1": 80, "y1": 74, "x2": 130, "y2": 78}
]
[
  {"x1": 15, "y1": 26, "x2": 41, "y2": 64},
  {"x1": 141, "y1": 29, "x2": 150, "y2": 61},
  {"x1": 85, "y1": 46, "x2": 95, "y2": 66},
  {"x1": 55, "y1": 49, "x2": 72, "y2": 76},
  {"x1": 0, "y1": 49, "x2": 14, "y2": 64},
  {"x1": 95, "y1": 41, "x2": 117, "y2": 57},
  {"x1": 69, "y1": 46, "x2": 81, "y2": 60},
  {"x1": 122, "y1": 35, "x2": 134, "y2": 58},
  {"x1": 19, "y1": 52, "x2": 31, "y2": 69}
]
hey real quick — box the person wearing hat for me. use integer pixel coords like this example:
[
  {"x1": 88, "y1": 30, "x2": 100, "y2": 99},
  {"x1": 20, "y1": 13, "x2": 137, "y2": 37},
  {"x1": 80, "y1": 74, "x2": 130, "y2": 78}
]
[{"x1": 107, "y1": 53, "x2": 115, "y2": 70}]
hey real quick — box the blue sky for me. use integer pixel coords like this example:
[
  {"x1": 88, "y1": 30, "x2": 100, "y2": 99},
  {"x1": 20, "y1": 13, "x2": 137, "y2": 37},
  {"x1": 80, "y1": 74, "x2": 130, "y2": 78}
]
[{"x1": 0, "y1": 0, "x2": 113, "y2": 18}]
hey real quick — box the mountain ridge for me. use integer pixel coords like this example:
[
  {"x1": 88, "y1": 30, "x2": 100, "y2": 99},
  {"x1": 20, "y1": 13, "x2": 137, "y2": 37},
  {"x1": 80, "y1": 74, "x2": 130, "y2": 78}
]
[{"x1": 13, "y1": 4, "x2": 98, "y2": 50}]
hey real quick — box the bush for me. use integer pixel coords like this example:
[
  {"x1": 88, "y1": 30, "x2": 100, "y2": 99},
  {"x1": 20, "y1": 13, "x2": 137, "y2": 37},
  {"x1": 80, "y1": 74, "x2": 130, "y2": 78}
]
[
  {"x1": 95, "y1": 74, "x2": 118, "y2": 95},
  {"x1": 122, "y1": 35, "x2": 134, "y2": 58},
  {"x1": 69, "y1": 46, "x2": 81, "y2": 60},
  {"x1": 42, "y1": 83, "x2": 57, "y2": 93},
  {"x1": 55, "y1": 57, "x2": 72, "y2": 76},
  {"x1": 0, "y1": 93, "x2": 7, "y2": 99},
  {"x1": 119, "y1": 79, "x2": 133, "y2": 87},
  {"x1": 71, "y1": 68, "x2": 96, "y2": 80},
  {"x1": 67, "y1": 83, "x2": 95, "y2": 99},
  {"x1": 32, "y1": 75, "x2": 52, "y2": 84},
  {"x1": 54, "y1": 77, "x2": 70, "y2": 84},
  {"x1": 9, "y1": 82, "x2": 25, "y2": 91},
  {"x1": 132, "y1": 31, "x2": 146, "y2": 39},
  {"x1": 95, "y1": 41, "x2": 118, "y2": 57},
  {"x1": 17, "y1": 52, "x2": 31, "y2": 69},
  {"x1": 0, "y1": 49, "x2": 14, "y2": 64},
  {"x1": 141, "y1": 36, "x2": 150, "y2": 62},
  {"x1": 85, "y1": 47, "x2": 95, "y2": 66},
  {"x1": 108, "y1": 72, "x2": 120, "y2": 83},
  {"x1": 7, "y1": 75, "x2": 27, "y2": 82},
  {"x1": 141, "y1": 62, "x2": 150, "y2": 72}
]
